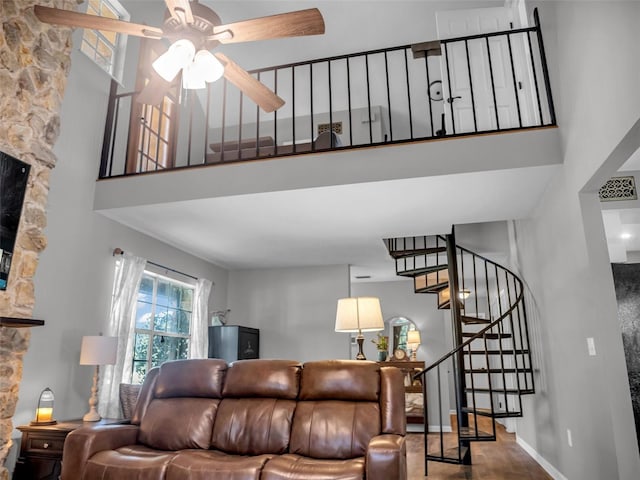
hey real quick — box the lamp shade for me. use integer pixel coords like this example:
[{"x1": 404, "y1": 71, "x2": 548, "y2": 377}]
[
  {"x1": 407, "y1": 330, "x2": 421, "y2": 345},
  {"x1": 335, "y1": 297, "x2": 384, "y2": 332},
  {"x1": 80, "y1": 336, "x2": 118, "y2": 366}
]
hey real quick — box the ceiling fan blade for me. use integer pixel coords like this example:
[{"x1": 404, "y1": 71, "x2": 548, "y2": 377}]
[
  {"x1": 34, "y1": 5, "x2": 164, "y2": 39},
  {"x1": 136, "y1": 75, "x2": 173, "y2": 106},
  {"x1": 164, "y1": 0, "x2": 194, "y2": 25},
  {"x1": 213, "y1": 8, "x2": 325, "y2": 44},
  {"x1": 214, "y1": 53, "x2": 285, "y2": 113}
]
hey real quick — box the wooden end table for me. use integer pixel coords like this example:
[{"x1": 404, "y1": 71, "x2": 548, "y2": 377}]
[{"x1": 12, "y1": 418, "x2": 127, "y2": 480}]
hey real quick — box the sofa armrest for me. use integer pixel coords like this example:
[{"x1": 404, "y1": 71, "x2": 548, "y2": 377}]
[
  {"x1": 61, "y1": 424, "x2": 139, "y2": 480},
  {"x1": 365, "y1": 434, "x2": 407, "y2": 480}
]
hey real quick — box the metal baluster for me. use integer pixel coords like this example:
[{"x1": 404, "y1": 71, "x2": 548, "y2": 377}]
[
  {"x1": 506, "y1": 33, "x2": 523, "y2": 128},
  {"x1": 384, "y1": 51, "x2": 393, "y2": 141},
  {"x1": 464, "y1": 39, "x2": 478, "y2": 132},
  {"x1": 365, "y1": 54, "x2": 373, "y2": 143},
  {"x1": 404, "y1": 48, "x2": 414, "y2": 139},
  {"x1": 526, "y1": 31, "x2": 544, "y2": 125},
  {"x1": 485, "y1": 36, "x2": 500, "y2": 130}
]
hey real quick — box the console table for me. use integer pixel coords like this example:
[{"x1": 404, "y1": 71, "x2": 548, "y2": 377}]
[
  {"x1": 12, "y1": 418, "x2": 126, "y2": 480},
  {"x1": 378, "y1": 360, "x2": 426, "y2": 424}
]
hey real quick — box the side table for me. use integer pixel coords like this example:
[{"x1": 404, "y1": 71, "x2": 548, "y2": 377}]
[{"x1": 12, "y1": 418, "x2": 126, "y2": 480}]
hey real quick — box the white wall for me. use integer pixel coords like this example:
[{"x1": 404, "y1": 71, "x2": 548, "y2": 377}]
[
  {"x1": 227, "y1": 265, "x2": 350, "y2": 361},
  {"x1": 513, "y1": 2, "x2": 640, "y2": 479},
  {"x1": 8, "y1": 28, "x2": 229, "y2": 473}
]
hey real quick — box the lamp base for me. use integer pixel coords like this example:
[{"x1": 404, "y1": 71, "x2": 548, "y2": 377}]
[
  {"x1": 355, "y1": 334, "x2": 366, "y2": 360},
  {"x1": 83, "y1": 407, "x2": 101, "y2": 422}
]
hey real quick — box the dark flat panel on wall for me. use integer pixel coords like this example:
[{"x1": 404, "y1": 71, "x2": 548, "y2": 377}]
[{"x1": 612, "y1": 263, "x2": 640, "y2": 448}]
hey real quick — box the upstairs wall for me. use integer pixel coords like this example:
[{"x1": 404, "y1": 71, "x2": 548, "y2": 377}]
[{"x1": 513, "y1": 2, "x2": 640, "y2": 479}]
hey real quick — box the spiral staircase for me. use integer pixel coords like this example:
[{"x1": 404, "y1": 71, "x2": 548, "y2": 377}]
[{"x1": 384, "y1": 229, "x2": 535, "y2": 473}]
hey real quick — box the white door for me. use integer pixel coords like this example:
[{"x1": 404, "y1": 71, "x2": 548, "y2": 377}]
[{"x1": 436, "y1": 7, "x2": 537, "y2": 134}]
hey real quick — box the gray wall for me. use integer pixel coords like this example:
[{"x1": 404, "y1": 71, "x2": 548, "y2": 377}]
[
  {"x1": 8, "y1": 27, "x2": 229, "y2": 473},
  {"x1": 352, "y1": 279, "x2": 452, "y2": 427},
  {"x1": 227, "y1": 265, "x2": 350, "y2": 362},
  {"x1": 512, "y1": 2, "x2": 640, "y2": 479}
]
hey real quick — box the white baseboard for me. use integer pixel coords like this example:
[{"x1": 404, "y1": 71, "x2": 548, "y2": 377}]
[{"x1": 516, "y1": 435, "x2": 568, "y2": 480}]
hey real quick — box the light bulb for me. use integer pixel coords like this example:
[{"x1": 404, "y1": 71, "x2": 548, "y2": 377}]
[{"x1": 152, "y1": 39, "x2": 196, "y2": 82}]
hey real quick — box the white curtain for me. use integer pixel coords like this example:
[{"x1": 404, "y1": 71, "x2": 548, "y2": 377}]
[
  {"x1": 189, "y1": 278, "x2": 213, "y2": 359},
  {"x1": 98, "y1": 253, "x2": 146, "y2": 419}
]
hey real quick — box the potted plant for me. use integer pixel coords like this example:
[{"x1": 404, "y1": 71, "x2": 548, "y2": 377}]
[{"x1": 371, "y1": 333, "x2": 389, "y2": 361}]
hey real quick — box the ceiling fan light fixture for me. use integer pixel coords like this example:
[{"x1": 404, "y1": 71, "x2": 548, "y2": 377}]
[
  {"x1": 183, "y1": 50, "x2": 225, "y2": 89},
  {"x1": 153, "y1": 39, "x2": 196, "y2": 82}
]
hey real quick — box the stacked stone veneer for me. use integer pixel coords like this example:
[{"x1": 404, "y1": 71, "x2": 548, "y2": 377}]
[{"x1": 0, "y1": 1, "x2": 79, "y2": 478}]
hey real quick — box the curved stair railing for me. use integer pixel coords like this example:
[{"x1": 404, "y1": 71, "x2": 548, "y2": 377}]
[{"x1": 384, "y1": 230, "x2": 534, "y2": 474}]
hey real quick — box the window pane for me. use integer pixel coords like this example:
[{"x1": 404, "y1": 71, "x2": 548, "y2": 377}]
[
  {"x1": 156, "y1": 280, "x2": 170, "y2": 307},
  {"x1": 138, "y1": 275, "x2": 154, "y2": 302},
  {"x1": 132, "y1": 361, "x2": 147, "y2": 384},
  {"x1": 154, "y1": 306, "x2": 169, "y2": 332},
  {"x1": 133, "y1": 333, "x2": 149, "y2": 362},
  {"x1": 168, "y1": 284, "x2": 185, "y2": 308},
  {"x1": 177, "y1": 310, "x2": 191, "y2": 335},
  {"x1": 165, "y1": 309, "x2": 179, "y2": 334},
  {"x1": 179, "y1": 288, "x2": 193, "y2": 311},
  {"x1": 135, "y1": 301, "x2": 152, "y2": 330}
]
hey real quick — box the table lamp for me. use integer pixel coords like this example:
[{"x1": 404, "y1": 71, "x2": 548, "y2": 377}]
[
  {"x1": 80, "y1": 335, "x2": 118, "y2": 421},
  {"x1": 407, "y1": 330, "x2": 421, "y2": 361},
  {"x1": 335, "y1": 297, "x2": 384, "y2": 360}
]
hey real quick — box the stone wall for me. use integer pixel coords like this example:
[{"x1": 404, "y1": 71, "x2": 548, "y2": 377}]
[{"x1": 0, "y1": 1, "x2": 79, "y2": 477}]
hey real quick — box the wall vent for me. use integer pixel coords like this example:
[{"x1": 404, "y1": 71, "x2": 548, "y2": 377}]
[
  {"x1": 599, "y1": 176, "x2": 637, "y2": 202},
  {"x1": 317, "y1": 122, "x2": 343, "y2": 135}
]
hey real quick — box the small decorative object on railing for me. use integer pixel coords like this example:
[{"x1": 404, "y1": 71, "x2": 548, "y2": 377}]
[{"x1": 599, "y1": 176, "x2": 637, "y2": 202}]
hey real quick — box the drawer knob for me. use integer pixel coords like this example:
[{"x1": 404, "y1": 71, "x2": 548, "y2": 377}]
[{"x1": 43, "y1": 442, "x2": 49, "y2": 449}]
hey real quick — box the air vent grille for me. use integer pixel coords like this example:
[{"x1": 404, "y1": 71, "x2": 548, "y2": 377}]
[
  {"x1": 599, "y1": 176, "x2": 637, "y2": 202},
  {"x1": 317, "y1": 122, "x2": 342, "y2": 135}
]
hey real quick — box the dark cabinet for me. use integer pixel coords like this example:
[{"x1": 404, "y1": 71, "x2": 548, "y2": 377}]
[
  {"x1": 12, "y1": 419, "x2": 126, "y2": 480},
  {"x1": 208, "y1": 326, "x2": 259, "y2": 363}
]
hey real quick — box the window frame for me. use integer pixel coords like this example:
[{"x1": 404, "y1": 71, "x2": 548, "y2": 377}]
[
  {"x1": 131, "y1": 269, "x2": 195, "y2": 384},
  {"x1": 79, "y1": 0, "x2": 130, "y2": 83}
]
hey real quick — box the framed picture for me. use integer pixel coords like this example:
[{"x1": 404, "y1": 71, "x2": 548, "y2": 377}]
[{"x1": 238, "y1": 327, "x2": 259, "y2": 360}]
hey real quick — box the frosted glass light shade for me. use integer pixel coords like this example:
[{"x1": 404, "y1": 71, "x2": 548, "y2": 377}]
[
  {"x1": 335, "y1": 297, "x2": 384, "y2": 332},
  {"x1": 183, "y1": 50, "x2": 225, "y2": 89},
  {"x1": 152, "y1": 39, "x2": 196, "y2": 82},
  {"x1": 80, "y1": 336, "x2": 118, "y2": 366}
]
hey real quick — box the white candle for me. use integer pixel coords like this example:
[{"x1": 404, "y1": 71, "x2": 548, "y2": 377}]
[{"x1": 36, "y1": 407, "x2": 53, "y2": 422}]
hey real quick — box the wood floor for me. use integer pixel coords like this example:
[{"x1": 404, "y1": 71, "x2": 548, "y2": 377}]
[{"x1": 406, "y1": 423, "x2": 553, "y2": 479}]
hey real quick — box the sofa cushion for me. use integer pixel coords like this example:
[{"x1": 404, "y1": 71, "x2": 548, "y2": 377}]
[
  {"x1": 211, "y1": 398, "x2": 296, "y2": 455},
  {"x1": 83, "y1": 444, "x2": 176, "y2": 480},
  {"x1": 290, "y1": 400, "x2": 381, "y2": 459},
  {"x1": 167, "y1": 450, "x2": 273, "y2": 480},
  {"x1": 223, "y1": 359, "x2": 300, "y2": 399},
  {"x1": 139, "y1": 398, "x2": 220, "y2": 450},
  {"x1": 154, "y1": 359, "x2": 227, "y2": 398},
  {"x1": 300, "y1": 360, "x2": 380, "y2": 401},
  {"x1": 261, "y1": 453, "x2": 365, "y2": 480}
]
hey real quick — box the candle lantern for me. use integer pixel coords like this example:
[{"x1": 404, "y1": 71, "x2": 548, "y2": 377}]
[{"x1": 31, "y1": 387, "x2": 57, "y2": 426}]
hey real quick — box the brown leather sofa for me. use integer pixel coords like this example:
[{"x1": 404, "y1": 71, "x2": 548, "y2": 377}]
[{"x1": 61, "y1": 358, "x2": 406, "y2": 480}]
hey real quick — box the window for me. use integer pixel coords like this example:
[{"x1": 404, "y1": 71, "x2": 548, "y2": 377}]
[
  {"x1": 80, "y1": 0, "x2": 129, "y2": 82},
  {"x1": 131, "y1": 271, "x2": 194, "y2": 383}
]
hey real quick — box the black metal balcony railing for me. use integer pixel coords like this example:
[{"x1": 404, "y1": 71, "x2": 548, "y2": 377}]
[{"x1": 99, "y1": 9, "x2": 555, "y2": 179}]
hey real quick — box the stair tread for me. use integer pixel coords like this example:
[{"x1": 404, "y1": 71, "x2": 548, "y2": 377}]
[
  {"x1": 397, "y1": 264, "x2": 449, "y2": 277},
  {"x1": 462, "y1": 332, "x2": 512, "y2": 339},
  {"x1": 459, "y1": 427, "x2": 495, "y2": 440},
  {"x1": 461, "y1": 407, "x2": 523, "y2": 418},
  {"x1": 465, "y1": 368, "x2": 533, "y2": 374},
  {"x1": 416, "y1": 283, "x2": 448, "y2": 294},
  {"x1": 463, "y1": 349, "x2": 530, "y2": 355},
  {"x1": 460, "y1": 315, "x2": 491, "y2": 325},
  {"x1": 388, "y1": 246, "x2": 447, "y2": 259},
  {"x1": 464, "y1": 387, "x2": 526, "y2": 394}
]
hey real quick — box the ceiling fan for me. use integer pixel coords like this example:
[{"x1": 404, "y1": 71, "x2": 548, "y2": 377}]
[{"x1": 34, "y1": 0, "x2": 325, "y2": 112}]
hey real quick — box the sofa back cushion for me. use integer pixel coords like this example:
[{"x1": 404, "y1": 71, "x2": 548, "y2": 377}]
[
  {"x1": 290, "y1": 360, "x2": 382, "y2": 459},
  {"x1": 138, "y1": 359, "x2": 227, "y2": 450},
  {"x1": 212, "y1": 360, "x2": 301, "y2": 455}
]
